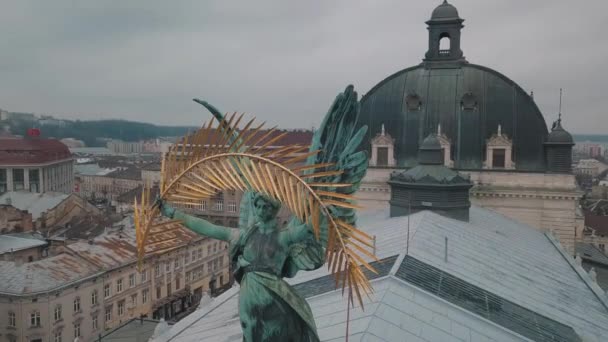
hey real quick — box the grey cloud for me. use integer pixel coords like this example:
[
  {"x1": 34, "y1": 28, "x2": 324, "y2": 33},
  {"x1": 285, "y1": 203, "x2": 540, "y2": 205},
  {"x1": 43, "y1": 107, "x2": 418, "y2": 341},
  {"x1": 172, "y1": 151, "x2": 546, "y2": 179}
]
[{"x1": 0, "y1": 0, "x2": 606, "y2": 134}]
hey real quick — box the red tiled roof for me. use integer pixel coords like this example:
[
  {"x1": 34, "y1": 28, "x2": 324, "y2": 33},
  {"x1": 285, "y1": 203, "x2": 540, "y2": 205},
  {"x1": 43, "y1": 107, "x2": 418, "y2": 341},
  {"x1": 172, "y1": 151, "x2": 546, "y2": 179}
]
[{"x1": 0, "y1": 137, "x2": 71, "y2": 165}]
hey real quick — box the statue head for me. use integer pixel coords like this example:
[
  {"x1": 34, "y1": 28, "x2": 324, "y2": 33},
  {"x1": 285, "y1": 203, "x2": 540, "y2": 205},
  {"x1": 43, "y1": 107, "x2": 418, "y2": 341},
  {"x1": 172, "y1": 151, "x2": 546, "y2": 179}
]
[{"x1": 252, "y1": 193, "x2": 281, "y2": 222}]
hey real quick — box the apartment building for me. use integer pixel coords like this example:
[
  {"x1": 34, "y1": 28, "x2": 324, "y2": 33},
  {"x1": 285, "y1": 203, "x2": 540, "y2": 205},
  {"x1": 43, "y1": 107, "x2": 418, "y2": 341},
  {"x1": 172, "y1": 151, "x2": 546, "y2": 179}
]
[{"x1": 0, "y1": 219, "x2": 230, "y2": 342}]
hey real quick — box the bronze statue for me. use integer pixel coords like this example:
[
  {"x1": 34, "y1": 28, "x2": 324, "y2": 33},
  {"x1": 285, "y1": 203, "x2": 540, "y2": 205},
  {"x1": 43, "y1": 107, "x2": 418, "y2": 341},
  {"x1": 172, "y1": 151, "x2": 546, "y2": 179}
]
[{"x1": 136, "y1": 85, "x2": 374, "y2": 341}]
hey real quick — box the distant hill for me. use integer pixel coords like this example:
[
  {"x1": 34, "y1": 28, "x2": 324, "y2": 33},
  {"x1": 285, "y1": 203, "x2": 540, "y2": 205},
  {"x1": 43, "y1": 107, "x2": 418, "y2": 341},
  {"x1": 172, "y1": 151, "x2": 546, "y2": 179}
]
[{"x1": 2, "y1": 114, "x2": 195, "y2": 147}]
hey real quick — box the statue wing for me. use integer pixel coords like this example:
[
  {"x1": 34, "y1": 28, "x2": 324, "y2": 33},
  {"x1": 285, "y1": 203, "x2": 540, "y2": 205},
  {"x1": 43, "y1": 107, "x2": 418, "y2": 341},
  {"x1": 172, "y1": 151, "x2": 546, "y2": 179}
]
[
  {"x1": 305, "y1": 84, "x2": 368, "y2": 231},
  {"x1": 284, "y1": 85, "x2": 368, "y2": 277}
]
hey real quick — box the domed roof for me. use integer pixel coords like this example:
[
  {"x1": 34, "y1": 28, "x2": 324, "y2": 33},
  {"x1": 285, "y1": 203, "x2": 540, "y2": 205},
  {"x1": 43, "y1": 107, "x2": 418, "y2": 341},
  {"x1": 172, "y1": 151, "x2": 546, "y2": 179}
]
[
  {"x1": 546, "y1": 119, "x2": 574, "y2": 144},
  {"x1": 430, "y1": 1, "x2": 460, "y2": 20},
  {"x1": 357, "y1": 2, "x2": 552, "y2": 171},
  {"x1": 358, "y1": 64, "x2": 549, "y2": 171}
]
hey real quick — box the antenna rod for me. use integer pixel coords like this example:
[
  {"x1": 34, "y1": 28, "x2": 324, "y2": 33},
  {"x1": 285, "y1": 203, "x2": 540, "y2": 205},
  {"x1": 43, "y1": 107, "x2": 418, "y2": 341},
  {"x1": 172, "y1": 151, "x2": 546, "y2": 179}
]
[
  {"x1": 558, "y1": 88, "x2": 563, "y2": 121},
  {"x1": 406, "y1": 191, "x2": 411, "y2": 256}
]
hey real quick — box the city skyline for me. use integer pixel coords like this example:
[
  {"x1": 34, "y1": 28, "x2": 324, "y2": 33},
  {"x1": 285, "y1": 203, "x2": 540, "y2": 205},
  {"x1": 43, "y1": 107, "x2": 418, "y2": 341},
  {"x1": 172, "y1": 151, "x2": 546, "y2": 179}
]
[{"x1": 0, "y1": 0, "x2": 606, "y2": 133}]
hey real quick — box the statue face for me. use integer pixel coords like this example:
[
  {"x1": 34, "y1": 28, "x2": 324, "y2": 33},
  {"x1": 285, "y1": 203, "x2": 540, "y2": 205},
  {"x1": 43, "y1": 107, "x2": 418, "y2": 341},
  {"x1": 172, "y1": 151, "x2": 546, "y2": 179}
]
[{"x1": 253, "y1": 194, "x2": 280, "y2": 222}]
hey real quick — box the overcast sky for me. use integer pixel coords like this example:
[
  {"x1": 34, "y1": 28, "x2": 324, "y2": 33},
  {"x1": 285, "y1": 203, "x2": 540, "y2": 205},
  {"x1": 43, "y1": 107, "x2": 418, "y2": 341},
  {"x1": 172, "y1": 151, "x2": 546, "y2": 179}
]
[{"x1": 0, "y1": 1, "x2": 606, "y2": 133}]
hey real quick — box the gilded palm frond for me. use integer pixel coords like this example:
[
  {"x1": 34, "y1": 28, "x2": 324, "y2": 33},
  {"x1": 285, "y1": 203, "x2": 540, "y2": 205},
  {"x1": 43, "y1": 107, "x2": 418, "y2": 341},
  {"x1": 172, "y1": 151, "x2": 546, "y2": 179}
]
[{"x1": 134, "y1": 113, "x2": 376, "y2": 307}]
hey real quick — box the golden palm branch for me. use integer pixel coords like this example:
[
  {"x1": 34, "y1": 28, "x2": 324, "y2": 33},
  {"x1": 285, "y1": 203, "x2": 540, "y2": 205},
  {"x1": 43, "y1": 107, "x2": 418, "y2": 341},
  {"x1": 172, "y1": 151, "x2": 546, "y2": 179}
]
[{"x1": 134, "y1": 113, "x2": 377, "y2": 307}]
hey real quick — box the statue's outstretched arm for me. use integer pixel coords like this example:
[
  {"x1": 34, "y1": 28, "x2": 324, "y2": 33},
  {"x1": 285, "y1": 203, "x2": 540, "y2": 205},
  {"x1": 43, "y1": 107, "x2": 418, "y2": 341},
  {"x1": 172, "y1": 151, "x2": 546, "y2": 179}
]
[{"x1": 158, "y1": 201, "x2": 232, "y2": 242}]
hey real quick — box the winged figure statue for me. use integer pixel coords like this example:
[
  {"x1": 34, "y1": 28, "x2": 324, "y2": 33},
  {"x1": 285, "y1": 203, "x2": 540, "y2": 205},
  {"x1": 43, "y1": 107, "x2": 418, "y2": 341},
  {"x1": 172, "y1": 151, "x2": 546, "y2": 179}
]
[{"x1": 136, "y1": 85, "x2": 374, "y2": 341}]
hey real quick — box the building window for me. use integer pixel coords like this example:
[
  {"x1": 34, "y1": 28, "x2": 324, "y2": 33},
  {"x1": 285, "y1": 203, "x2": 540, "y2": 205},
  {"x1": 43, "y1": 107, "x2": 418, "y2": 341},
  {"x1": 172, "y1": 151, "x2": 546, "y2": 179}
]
[
  {"x1": 140, "y1": 269, "x2": 148, "y2": 282},
  {"x1": 184, "y1": 253, "x2": 189, "y2": 265},
  {"x1": 213, "y1": 199, "x2": 223, "y2": 211},
  {"x1": 165, "y1": 261, "x2": 171, "y2": 273},
  {"x1": 142, "y1": 289, "x2": 149, "y2": 303},
  {"x1": 175, "y1": 258, "x2": 180, "y2": 269},
  {"x1": 90, "y1": 291, "x2": 98, "y2": 306},
  {"x1": 116, "y1": 278, "x2": 123, "y2": 293},
  {"x1": 155, "y1": 264, "x2": 161, "y2": 277},
  {"x1": 176, "y1": 277, "x2": 181, "y2": 290},
  {"x1": 118, "y1": 300, "x2": 125, "y2": 317},
  {"x1": 129, "y1": 273, "x2": 136, "y2": 287},
  {"x1": 30, "y1": 311, "x2": 41, "y2": 327},
  {"x1": 54, "y1": 305, "x2": 62, "y2": 321},
  {"x1": 104, "y1": 284, "x2": 111, "y2": 298},
  {"x1": 377, "y1": 147, "x2": 389, "y2": 166},
  {"x1": 54, "y1": 331, "x2": 62, "y2": 342},
  {"x1": 8, "y1": 311, "x2": 16, "y2": 327},
  {"x1": 197, "y1": 249, "x2": 202, "y2": 259},
  {"x1": 130, "y1": 294, "x2": 137, "y2": 306},
  {"x1": 220, "y1": 275, "x2": 224, "y2": 286},
  {"x1": 105, "y1": 307, "x2": 112, "y2": 322},
  {"x1": 185, "y1": 271, "x2": 191, "y2": 282},
  {"x1": 92, "y1": 315, "x2": 98, "y2": 330},
  {"x1": 201, "y1": 200, "x2": 207, "y2": 211},
  {"x1": 227, "y1": 201, "x2": 237, "y2": 213},
  {"x1": 74, "y1": 323, "x2": 81, "y2": 338},
  {"x1": 12, "y1": 169, "x2": 24, "y2": 190},
  {"x1": 73, "y1": 297, "x2": 81, "y2": 312},
  {"x1": 492, "y1": 149, "x2": 506, "y2": 168},
  {"x1": 166, "y1": 282, "x2": 172, "y2": 296},
  {"x1": 0, "y1": 169, "x2": 7, "y2": 193},
  {"x1": 156, "y1": 286, "x2": 162, "y2": 299},
  {"x1": 213, "y1": 242, "x2": 217, "y2": 253},
  {"x1": 29, "y1": 169, "x2": 40, "y2": 192},
  {"x1": 207, "y1": 245, "x2": 211, "y2": 256}
]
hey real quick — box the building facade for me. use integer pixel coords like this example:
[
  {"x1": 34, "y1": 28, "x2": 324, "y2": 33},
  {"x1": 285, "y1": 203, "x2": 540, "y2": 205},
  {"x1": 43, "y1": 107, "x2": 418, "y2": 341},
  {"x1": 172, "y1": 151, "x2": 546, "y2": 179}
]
[
  {"x1": 0, "y1": 136, "x2": 73, "y2": 194},
  {"x1": 0, "y1": 220, "x2": 230, "y2": 342},
  {"x1": 106, "y1": 140, "x2": 144, "y2": 155}
]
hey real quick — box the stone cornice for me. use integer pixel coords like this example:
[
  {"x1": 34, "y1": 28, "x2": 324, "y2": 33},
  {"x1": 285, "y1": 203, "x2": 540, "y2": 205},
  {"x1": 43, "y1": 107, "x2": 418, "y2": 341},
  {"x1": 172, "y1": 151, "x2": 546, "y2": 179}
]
[{"x1": 470, "y1": 190, "x2": 581, "y2": 201}]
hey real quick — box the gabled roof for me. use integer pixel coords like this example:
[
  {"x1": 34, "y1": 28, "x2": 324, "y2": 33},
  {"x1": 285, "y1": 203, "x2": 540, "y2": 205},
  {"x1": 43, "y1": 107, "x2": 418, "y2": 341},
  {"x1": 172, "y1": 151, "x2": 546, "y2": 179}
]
[
  {"x1": 0, "y1": 191, "x2": 70, "y2": 220},
  {"x1": 0, "y1": 217, "x2": 201, "y2": 295},
  {"x1": 153, "y1": 206, "x2": 608, "y2": 342},
  {"x1": 0, "y1": 234, "x2": 47, "y2": 255}
]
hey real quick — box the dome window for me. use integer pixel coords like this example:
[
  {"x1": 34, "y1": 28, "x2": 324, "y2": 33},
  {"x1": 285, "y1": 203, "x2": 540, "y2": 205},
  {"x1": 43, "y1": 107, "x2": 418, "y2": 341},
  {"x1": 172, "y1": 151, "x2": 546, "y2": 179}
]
[
  {"x1": 461, "y1": 92, "x2": 477, "y2": 111},
  {"x1": 439, "y1": 33, "x2": 451, "y2": 55},
  {"x1": 484, "y1": 125, "x2": 515, "y2": 170},
  {"x1": 370, "y1": 124, "x2": 396, "y2": 167},
  {"x1": 405, "y1": 93, "x2": 422, "y2": 111}
]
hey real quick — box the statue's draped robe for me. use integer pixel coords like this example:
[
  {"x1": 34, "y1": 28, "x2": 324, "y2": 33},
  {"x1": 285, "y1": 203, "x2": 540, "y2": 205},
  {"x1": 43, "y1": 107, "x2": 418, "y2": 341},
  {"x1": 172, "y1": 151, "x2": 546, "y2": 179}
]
[{"x1": 231, "y1": 225, "x2": 320, "y2": 342}]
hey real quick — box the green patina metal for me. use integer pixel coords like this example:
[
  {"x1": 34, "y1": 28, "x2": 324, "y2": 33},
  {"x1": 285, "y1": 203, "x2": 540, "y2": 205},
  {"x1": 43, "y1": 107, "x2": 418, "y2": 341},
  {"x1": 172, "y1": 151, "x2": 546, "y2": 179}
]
[{"x1": 157, "y1": 85, "x2": 368, "y2": 342}]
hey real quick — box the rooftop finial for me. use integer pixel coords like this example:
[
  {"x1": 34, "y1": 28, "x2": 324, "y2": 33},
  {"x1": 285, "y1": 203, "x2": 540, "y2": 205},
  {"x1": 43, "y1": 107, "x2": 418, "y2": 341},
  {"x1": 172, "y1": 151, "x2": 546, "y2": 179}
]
[
  {"x1": 437, "y1": 124, "x2": 442, "y2": 136},
  {"x1": 497, "y1": 124, "x2": 502, "y2": 137},
  {"x1": 381, "y1": 124, "x2": 385, "y2": 136}
]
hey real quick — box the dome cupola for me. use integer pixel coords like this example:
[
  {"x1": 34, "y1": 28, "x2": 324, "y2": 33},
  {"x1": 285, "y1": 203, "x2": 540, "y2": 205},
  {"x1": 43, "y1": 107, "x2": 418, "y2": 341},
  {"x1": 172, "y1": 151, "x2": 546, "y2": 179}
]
[
  {"x1": 424, "y1": 0, "x2": 466, "y2": 65},
  {"x1": 545, "y1": 117, "x2": 574, "y2": 173}
]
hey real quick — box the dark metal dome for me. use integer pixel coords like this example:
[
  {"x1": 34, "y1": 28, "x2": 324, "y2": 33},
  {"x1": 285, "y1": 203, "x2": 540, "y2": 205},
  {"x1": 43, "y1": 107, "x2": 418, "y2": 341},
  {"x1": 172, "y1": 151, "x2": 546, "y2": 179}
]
[
  {"x1": 418, "y1": 134, "x2": 443, "y2": 165},
  {"x1": 546, "y1": 120, "x2": 574, "y2": 144},
  {"x1": 431, "y1": 1, "x2": 460, "y2": 20},
  {"x1": 358, "y1": 2, "x2": 550, "y2": 171}
]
